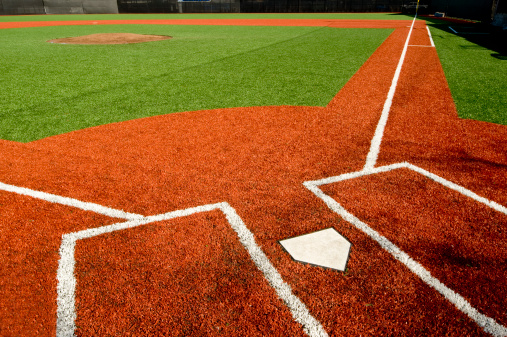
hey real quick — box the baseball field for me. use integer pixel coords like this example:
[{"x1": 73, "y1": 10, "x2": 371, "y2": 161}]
[{"x1": 0, "y1": 13, "x2": 506, "y2": 336}]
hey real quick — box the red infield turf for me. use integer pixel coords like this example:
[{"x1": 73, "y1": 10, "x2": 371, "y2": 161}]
[{"x1": 0, "y1": 18, "x2": 506, "y2": 336}]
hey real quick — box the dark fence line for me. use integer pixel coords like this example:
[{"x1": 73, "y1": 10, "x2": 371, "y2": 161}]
[
  {"x1": 117, "y1": 0, "x2": 407, "y2": 14},
  {"x1": 430, "y1": 0, "x2": 495, "y2": 22},
  {"x1": 0, "y1": 0, "x2": 498, "y2": 23},
  {"x1": 0, "y1": 0, "x2": 118, "y2": 15}
]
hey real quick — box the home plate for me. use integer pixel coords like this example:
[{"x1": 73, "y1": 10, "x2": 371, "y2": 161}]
[{"x1": 279, "y1": 228, "x2": 351, "y2": 271}]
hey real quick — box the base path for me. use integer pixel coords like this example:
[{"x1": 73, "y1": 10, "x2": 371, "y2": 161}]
[{"x1": 0, "y1": 19, "x2": 506, "y2": 336}]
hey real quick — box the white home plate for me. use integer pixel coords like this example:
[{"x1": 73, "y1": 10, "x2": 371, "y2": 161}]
[{"x1": 279, "y1": 228, "x2": 351, "y2": 271}]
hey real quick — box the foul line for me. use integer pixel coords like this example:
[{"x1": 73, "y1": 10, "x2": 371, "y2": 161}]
[
  {"x1": 363, "y1": 16, "x2": 418, "y2": 171},
  {"x1": 0, "y1": 182, "x2": 327, "y2": 337},
  {"x1": 304, "y1": 162, "x2": 507, "y2": 337}
]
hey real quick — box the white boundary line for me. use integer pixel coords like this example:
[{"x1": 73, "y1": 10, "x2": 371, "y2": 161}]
[
  {"x1": 426, "y1": 26, "x2": 435, "y2": 47},
  {"x1": 304, "y1": 162, "x2": 507, "y2": 337},
  {"x1": 0, "y1": 182, "x2": 143, "y2": 220},
  {"x1": 0, "y1": 182, "x2": 327, "y2": 337},
  {"x1": 55, "y1": 202, "x2": 328, "y2": 337},
  {"x1": 363, "y1": 16, "x2": 417, "y2": 171}
]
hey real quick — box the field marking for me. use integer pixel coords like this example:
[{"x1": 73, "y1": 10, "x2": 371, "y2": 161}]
[
  {"x1": 304, "y1": 162, "x2": 507, "y2": 337},
  {"x1": 56, "y1": 201, "x2": 328, "y2": 337},
  {"x1": 0, "y1": 182, "x2": 326, "y2": 337},
  {"x1": 426, "y1": 26, "x2": 435, "y2": 47},
  {"x1": 0, "y1": 181, "x2": 143, "y2": 220},
  {"x1": 0, "y1": 16, "x2": 501, "y2": 337},
  {"x1": 363, "y1": 17, "x2": 417, "y2": 171}
]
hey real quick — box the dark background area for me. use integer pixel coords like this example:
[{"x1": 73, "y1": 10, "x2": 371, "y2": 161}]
[{"x1": 0, "y1": 0, "x2": 501, "y2": 23}]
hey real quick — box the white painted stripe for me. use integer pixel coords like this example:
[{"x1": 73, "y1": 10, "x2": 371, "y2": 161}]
[
  {"x1": 0, "y1": 181, "x2": 143, "y2": 220},
  {"x1": 2, "y1": 181, "x2": 326, "y2": 335},
  {"x1": 304, "y1": 163, "x2": 507, "y2": 336},
  {"x1": 56, "y1": 202, "x2": 328, "y2": 337},
  {"x1": 306, "y1": 162, "x2": 507, "y2": 216},
  {"x1": 305, "y1": 162, "x2": 408, "y2": 187},
  {"x1": 363, "y1": 17, "x2": 417, "y2": 170},
  {"x1": 56, "y1": 236, "x2": 77, "y2": 337},
  {"x1": 305, "y1": 181, "x2": 507, "y2": 336},
  {"x1": 449, "y1": 26, "x2": 458, "y2": 34},
  {"x1": 68, "y1": 203, "x2": 222, "y2": 242},
  {"x1": 426, "y1": 26, "x2": 435, "y2": 47},
  {"x1": 218, "y1": 203, "x2": 328, "y2": 337},
  {"x1": 405, "y1": 163, "x2": 507, "y2": 215}
]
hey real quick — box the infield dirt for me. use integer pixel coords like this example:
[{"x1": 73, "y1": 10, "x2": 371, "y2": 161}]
[{"x1": 47, "y1": 33, "x2": 172, "y2": 44}]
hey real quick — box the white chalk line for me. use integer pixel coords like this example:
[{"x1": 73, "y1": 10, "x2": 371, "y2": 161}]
[
  {"x1": 57, "y1": 202, "x2": 328, "y2": 337},
  {"x1": 426, "y1": 26, "x2": 435, "y2": 47},
  {"x1": 0, "y1": 182, "x2": 326, "y2": 337},
  {"x1": 304, "y1": 162, "x2": 507, "y2": 337},
  {"x1": 315, "y1": 13, "x2": 506, "y2": 335},
  {"x1": 0, "y1": 181, "x2": 143, "y2": 220},
  {"x1": 363, "y1": 16, "x2": 417, "y2": 171}
]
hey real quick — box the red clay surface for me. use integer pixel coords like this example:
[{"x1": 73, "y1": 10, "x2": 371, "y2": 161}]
[{"x1": 0, "y1": 18, "x2": 506, "y2": 336}]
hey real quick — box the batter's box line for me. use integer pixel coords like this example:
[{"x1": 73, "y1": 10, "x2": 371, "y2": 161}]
[
  {"x1": 304, "y1": 162, "x2": 507, "y2": 337},
  {"x1": 0, "y1": 182, "x2": 327, "y2": 337}
]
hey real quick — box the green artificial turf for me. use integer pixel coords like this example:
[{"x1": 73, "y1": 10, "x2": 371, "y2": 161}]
[
  {"x1": 428, "y1": 23, "x2": 507, "y2": 125},
  {"x1": 0, "y1": 24, "x2": 391, "y2": 142},
  {"x1": 0, "y1": 13, "x2": 418, "y2": 22}
]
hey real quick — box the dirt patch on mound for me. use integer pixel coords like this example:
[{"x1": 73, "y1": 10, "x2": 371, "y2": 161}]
[{"x1": 48, "y1": 33, "x2": 172, "y2": 45}]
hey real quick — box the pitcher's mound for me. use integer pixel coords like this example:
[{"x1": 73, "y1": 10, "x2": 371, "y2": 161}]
[{"x1": 48, "y1": 33, "x2": 172, "y2": 45}]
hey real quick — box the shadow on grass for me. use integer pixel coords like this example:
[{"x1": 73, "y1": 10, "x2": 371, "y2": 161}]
[
  {"x1": 386, "y1": 13, "x2": 506, "y2": 57},
  {"x1": 427, "y1": 17, "x2": 506, "y2": 57}
]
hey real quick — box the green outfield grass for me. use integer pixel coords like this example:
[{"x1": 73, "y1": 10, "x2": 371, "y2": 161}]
[
  {"x1": 0, "y1": 23, "x2": 391, "y2": 142},
  {"x1": 1, "y1": 14, "x2": 503, "y2": 142},
  {"x1": 427, "y1": 21, "x2": 507, "y2": 125}
]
